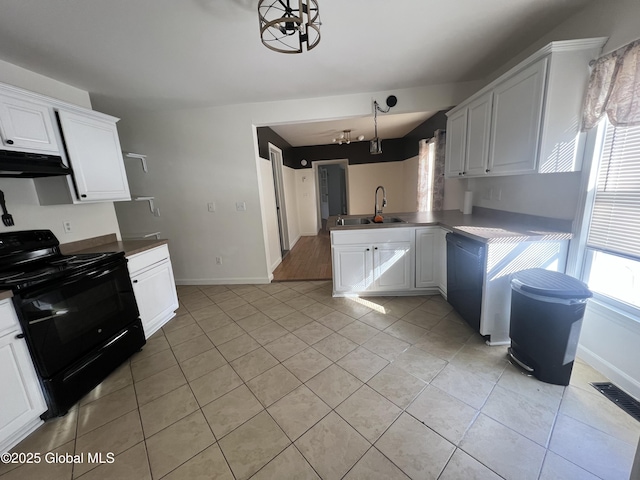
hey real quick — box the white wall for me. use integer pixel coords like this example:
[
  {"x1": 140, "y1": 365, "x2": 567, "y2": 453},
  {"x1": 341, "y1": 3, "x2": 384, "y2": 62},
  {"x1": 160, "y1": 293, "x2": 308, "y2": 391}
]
[
  {"x1": 0, "y1": 59, "x2": 121, "y2": 243},
  {"x1": 282, "y1": 165, "x2": 300, "y2": 248},
  {"x1": 348, "y1": 161, "x2": 408, "y2": 215},
  {"x1": 402, "y1": 156, "x2": 419, "y2": 213},
  {"x1": 295, "y1": 169, "x2": 318, "y2": 236},
  {"x1": 257, "y1": 157, "x2": 281, "y2": 273}
]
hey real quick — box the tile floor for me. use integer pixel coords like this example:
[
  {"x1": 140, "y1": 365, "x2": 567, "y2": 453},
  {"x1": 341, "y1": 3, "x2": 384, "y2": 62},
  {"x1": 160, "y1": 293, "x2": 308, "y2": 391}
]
[{"x1": 1, "y1": 281, "x2": 638, "y2": 480}]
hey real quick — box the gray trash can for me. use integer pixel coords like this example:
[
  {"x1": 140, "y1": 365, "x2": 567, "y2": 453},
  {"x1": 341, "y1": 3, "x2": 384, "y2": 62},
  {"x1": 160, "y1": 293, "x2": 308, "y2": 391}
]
[{"x1": 508, "y1": 268, "x2": 592, "y2": 386}]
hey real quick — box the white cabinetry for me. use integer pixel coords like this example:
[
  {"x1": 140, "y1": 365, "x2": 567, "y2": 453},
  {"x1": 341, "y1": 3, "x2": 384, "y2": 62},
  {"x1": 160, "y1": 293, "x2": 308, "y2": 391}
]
[
  {"x1": 415, "y1": 227, "x2": 449, "y2": 295},
  {"x1": 0, "y1": 299, "x2": 47, "y2": 454},
  {"x1": 445, "y1": 38, "x2": 606, "y2": 178},
  {"x1": 127, "y1": 245, "x2": 178, "y2": 339},
  {"x1": 0, "y1": 95, "x2": 60, "y2": 154},
  {"x1": 332, "y1": 229, "x2": 413, "y2": 295}
]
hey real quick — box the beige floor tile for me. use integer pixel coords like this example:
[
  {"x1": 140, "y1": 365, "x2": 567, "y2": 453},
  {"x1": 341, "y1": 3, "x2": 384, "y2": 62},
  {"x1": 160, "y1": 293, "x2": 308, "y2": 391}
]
[
  {"x1": 177, "y1": 285, "x2": 202, "y2": 296},
  {"x1": 139, "y1": 384, "x2": 199, "y2": 438},
  {"x1": 251, "y1": 445, "x2": 320, "y2": 480},
  {"x1": 182, "y1": 295, "x2": 215, "y2": 312},
  {"x1": 251, "y1": 295, "x2": 283, "y2": 311},
  {"x1": 131, "y1": 348, "x2": 177, "y2": 382},
  {"x1": 338, "y1": 320, "x2": 380, "y2": 345},
  {"x1": 246, "y1": 364, "x2": 302, "y2": 407},
  {"x1": 449, "y1": 343, "x2": 508, "y2": 382},
  {"x1": 497, "y1": 363, "x2": 565, "y2": 410},
  {"x1": 189, "y1": 364, "x2": 244, "y2": 406},
  {"x1": 267, "y1": 385, "x2": 331, "y2": 441},
  {"x1": 146, "y1": 410, "x2": 215, "y2": 479},
  {"x1": 218, "y1": 411, "x2": 291, "y2": 480},
  {"x1": 460, "y1": 414, "x2": 546, "y2": 480},
  {"x1": 206, "y1": 322, "x2": 245, "y2": 346},
  {"x1": 226, "y1": 303, "x2": 260, "y2": 321},
  {"x1": 406, "y1": 385, "x2": 477, "y2": 445},
  {"x1": 384, "y1": 320, "x2": 429, "y2": 344},
  {"x1": 438, "y1": 448, "x2": 502, "y2": 480},
  {"x1": 180, "y1": 347, "x2": 227, "y2": 381},
  {"x1": 401, "y1": 309, "x2": 444, "y2": 330},
  {"x1": 539, "y1": 450, "x2": 600, "y2": 480},
  {"x1": 282, "y1": 347, "x2": 333, "y2": 382},
  {"x1": 333, "y1": 301, "x2": 372, "y2": 319},
  {"x1": 362, "y1": 332, "x2": 410, "y2": 361},
  {"x1": 569, "y1": 358, "x2": 610, "y2": 393},
  {"x1": 162, "y1": 444, "x2": 234, "y2": 480},
  {"x1": 272, "y1": 288, "x2": 301, "y2": 302},
  {"x1": 391, "y1": 346, "x2": 447, "y2": 382},
  {"x1": 382, "y1": 298, "x2": 425, "y2": 318},
  {"x1": 230, "y1": 347, "x2": 279, "y2": 381},
  {"x1": 165, "y1": 323, "x2": 205, "y2": 347},
  {"x1": 196, "y1": 312, "x2": 232, "y2": 333},
  {"x1": 73, "y1": 410, "x2": 143, "y2": 477},
  {"x1": 413, "y1": 332, "x2": 465, "y2": 361},
  {"x1": 249, "y1": 322, "x2": 289, "y2": 345},
  {"x1": 217, "y1": 296, "x2": 249, "y2": 313},
  {"x1": 367, "y1": 365, "x2": 426, "y2": 409},
  {"x1": 376, "y1": 413, "x2": 455, "y2": 480},
  {"x1": 295, "y1": 412, "x2": 370, "y2": 480},
  {"x1": 134, "y1": 364, "x2": 187, "y2": 406},
  {"x1": 293, "y1": 321, "x2": 333, "y2": 345},
  {"x1": 418, "y1": 297, "x2": 453, "y2": 316},
  {"x1": 216, "y1": 333, "x2": 261, "y2": 361},
  {"x1": 316, "y1": 311, "x2": 355, "y2": 331},
  {"x1": 77, "y1": 384, "x2": 138, "y2": 436},
  {"x1": 337, "y1": 347, "x2": 389, "y2": 382},
  {"x1": 313, "y1": 332, "x2": 359, "y2": 361},
  {"x1": 170, "y1": 334, "x2": 214, "y2": 363},
  {"x1": 198, "y1": 285, "x2": 229, "y2": 296},
  {"x1": 2, "y1": 441, "x2": 74, "y2": 479},
  {"x1": 130, "y1": 334, "x2": 170, "y2": 364},
  {"x1": 431, "y1": 364, "x2": 496, "y2": 409},
  {"x1": 277, "y1": 311, "x2": 315, "y2": 331},
  {"x1": 344, "y1": 447, "x2": 410, "y2": 480},
  {"x1": 336, "y1": 385, "x2": 401, "y2": 442},
  {"x1": 8, "y1": 407, "x2": 78, "y2": 455},
  {"x1": 264, "y1": 332, "x2": 308, "y2": 361},
  {"x1": 482, "y1": 385, "x2": 557, "y2": 446},
  {"x1": 259, "y1": 283, "x2": 290, "y2": 295},
  {"x1": 202, "y1": 384, "x2": 264, "y2": 439},
  {"x1": 431, "y1": 315, "x2": 476, "y2": 343},
  {"x1": 263, "y1": 303, "x2": 298, "y2": 320},
  {"x1": 211, "y1": 290, "x2": 241, "y2": 304},
  {"x1": 80, "y1": 361, "x2": 133, "y2": 406},
  {"x1": 75, "y1": 441, "x2": 151, "y2": 480},
  {"x1": 189, "y1": 303, "x2": 225, "y2": 322},
  {"x1": 359, "y1": 311, "x2": 398, "y2": 330},
  {"x1": 162, "y1": 312, "x2": 196, "y2": 333},
  {"x1": 306, "y1": 364, "x2": 363, "y2": 408},
  {"x1": 548, "y1": 414, "x2": 635, "y2": 480},
  {"x1": 285, "y1": 295, "x2": 316, "y2": 310},
  {"x1": 300, "y1": 303, "x2": 335, "y2": 321}
]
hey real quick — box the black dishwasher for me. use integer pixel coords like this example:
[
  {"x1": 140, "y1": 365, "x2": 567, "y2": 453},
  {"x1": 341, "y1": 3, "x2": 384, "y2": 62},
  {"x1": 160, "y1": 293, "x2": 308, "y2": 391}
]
[{"x1": 446, "y1": 233, "x2": 486, "y2": 333}]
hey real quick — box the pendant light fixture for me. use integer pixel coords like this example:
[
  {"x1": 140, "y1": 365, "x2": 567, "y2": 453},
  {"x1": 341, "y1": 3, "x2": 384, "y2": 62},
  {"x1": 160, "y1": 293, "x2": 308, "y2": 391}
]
[
  {"x1": 258, "y1": 0, "x2": 321, "y2": 54},
  {"x1": 370, "y1": 95, "x2": 397, "y2": 155}
]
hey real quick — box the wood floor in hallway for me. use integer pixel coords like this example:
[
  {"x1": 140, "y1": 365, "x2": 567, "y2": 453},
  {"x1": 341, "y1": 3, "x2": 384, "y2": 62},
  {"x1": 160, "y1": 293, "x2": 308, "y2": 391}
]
[{"x1": 272, "y1": 231, "x2": 332, "y2": 281}]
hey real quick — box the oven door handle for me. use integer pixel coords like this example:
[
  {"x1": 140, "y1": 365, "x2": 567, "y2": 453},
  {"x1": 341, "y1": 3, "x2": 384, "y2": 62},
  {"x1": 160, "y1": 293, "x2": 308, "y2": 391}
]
[
  {"x1": 28, "y1": 309, "x2": 70, "y2": 325},
  {"x1": 61, "y1": 263, "x2": 124, "y2": 287}
]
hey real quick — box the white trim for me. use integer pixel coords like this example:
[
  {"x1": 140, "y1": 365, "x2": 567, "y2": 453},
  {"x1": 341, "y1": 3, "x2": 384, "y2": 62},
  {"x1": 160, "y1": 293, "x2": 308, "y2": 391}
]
[
  {"x1": 269, "y1": 143, "x2": 290, "y2": 252},
  {"x1": 577, "y1": 345, "x2": 640, "y2": 402},
  {"x1": 175, "y1": 277, "x2": 272, "y2": 285},
  {"x1": 270, "y1": 255, "x2": 282, "y2": 273}
]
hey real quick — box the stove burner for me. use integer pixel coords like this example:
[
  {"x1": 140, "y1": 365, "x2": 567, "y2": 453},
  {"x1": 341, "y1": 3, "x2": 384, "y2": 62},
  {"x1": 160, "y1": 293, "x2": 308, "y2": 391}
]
[
  {"x1": 49, "y1": 253, "x2": 109, "y2": 266},
  {"x1": 0, "y1": 271, "x2": 26, "y2": 281}
]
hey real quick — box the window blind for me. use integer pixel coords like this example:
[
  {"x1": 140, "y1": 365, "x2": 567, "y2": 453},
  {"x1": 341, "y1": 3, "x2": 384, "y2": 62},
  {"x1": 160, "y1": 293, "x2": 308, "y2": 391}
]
[{"x1": 586, "y1": 122, "x2": 640, "y2": 261}]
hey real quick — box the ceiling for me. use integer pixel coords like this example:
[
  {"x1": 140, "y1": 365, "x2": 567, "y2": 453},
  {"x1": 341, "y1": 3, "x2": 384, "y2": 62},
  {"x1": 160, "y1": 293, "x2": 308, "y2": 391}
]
[{"x1": 0, "y1": 0, "x2": 595, "y2": 145}]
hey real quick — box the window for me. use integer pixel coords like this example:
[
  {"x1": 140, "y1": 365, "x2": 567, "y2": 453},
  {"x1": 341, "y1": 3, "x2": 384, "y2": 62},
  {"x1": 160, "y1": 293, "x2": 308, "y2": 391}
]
[{"x1": 582, "y1": 120, "x2": 640, "y2": 313}]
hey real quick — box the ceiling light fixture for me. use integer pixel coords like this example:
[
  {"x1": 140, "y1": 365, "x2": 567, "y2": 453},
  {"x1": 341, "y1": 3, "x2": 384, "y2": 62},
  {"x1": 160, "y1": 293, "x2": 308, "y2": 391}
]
[
  {"x1": 258, "y1": 0, "x2": 321, "y2": 54},
  {"x1": 370, "y1": 95, "x2": 398, "y2": 155},
  {"x1": 332, "y1": 130, "x2": 365, "y2": 145}
]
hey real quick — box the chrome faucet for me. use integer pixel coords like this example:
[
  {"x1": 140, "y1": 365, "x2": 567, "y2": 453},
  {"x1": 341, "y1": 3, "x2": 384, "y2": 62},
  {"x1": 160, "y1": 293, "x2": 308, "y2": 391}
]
[{"x1": 374, "y1": 185, "x2": 387, "y2": 217}]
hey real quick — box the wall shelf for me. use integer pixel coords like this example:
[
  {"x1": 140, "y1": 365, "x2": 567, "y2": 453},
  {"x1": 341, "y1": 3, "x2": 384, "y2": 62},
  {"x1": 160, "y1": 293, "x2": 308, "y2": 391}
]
[
  {"x1": 123, "y1": 152, "x2": 148, "y2": 172},
  {"x1": 132, "y1": 196, "x2": 160, "y2": 217},
  {"x1": 123, "y1": 232, "x2": 161, "y2": 240}
]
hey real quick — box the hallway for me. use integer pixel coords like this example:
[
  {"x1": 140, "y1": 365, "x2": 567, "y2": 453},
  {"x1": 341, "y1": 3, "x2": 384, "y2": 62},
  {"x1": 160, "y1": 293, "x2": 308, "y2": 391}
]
[{"x1": 273, "y1": 231, "x2": 331, "y2": 281}]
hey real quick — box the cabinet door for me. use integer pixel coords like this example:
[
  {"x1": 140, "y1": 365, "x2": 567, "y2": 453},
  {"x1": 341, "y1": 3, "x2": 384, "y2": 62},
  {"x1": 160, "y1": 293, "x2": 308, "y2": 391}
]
[
  {"x1": 488, "y1": 58, "x2": 547, "y2": 175},
  {"x1": 332, "y1": 245, "x2": 373, "y2": 293},
  {"x1": 57, "y1": 110, "x2": 131, "y2": 202},
  {"x1": 436, "y1": 229, "x2": 449, "y2": 295},
  {"x1": 444, "y1": 108, "x2": 467, "y2": 177},
  {"x1": 0, "y1": 95, "x2": 59, "y2": 154},
  {"x1": 373, "y1": 242, "x2": 412, "y2": 291},
  {"x1": 0, "y1": 333, "x2": 47, "y2": 450},
  {"x1": 131, "y1": 259, "x2": 179, "y2": 339},
  {"x1": 465, "y1": 92, "x2": 493, "y2": 176},
  {"x1": 415, "y1": 228, "x2": 438, "y2": 288}
]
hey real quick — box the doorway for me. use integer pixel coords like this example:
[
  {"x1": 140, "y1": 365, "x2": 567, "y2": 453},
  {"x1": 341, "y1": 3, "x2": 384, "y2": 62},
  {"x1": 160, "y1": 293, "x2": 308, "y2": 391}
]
[
  {"x1": 269, "y1": 143, "x2": 290, "y2": 257},
  {"x1": 314, "y1": 159, "x2": 349, "y2": 231}
]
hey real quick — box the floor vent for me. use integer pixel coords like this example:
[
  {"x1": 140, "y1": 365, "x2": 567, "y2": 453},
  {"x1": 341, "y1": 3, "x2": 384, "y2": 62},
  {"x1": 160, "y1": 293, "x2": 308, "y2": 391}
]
[{"x1": 590, "y1": 382, "x2": 640, "y2": 422}]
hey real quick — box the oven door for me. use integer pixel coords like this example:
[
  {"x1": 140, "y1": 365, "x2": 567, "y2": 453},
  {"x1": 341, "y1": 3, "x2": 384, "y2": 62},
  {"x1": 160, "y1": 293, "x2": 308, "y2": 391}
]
[{"x1": 14, "y1": 258, "x2": 139, "y2": 378}]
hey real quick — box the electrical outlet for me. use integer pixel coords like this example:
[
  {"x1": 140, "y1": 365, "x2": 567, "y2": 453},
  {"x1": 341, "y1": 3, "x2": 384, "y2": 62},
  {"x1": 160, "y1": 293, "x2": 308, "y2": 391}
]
[
  {"x1": 215, "y1": 256, "x2": 223, "y2": 265},
  {"x1": 63, "y1": 221, "x2": 72, "y2": 233},
  {"x1": 235, "y1": 202, "x2": 247, "y2": 212},
  {"x1": 496, "y1": 188, "x2": 503, "y2": 201},
  {"x1": 207, "y1": 202, "x2": 216, "y2": 212}
]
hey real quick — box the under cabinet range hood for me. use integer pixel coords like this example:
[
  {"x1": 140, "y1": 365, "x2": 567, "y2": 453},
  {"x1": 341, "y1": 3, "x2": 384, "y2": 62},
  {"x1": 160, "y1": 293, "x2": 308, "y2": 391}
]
[{"x1": 0, "y1": 150, "x2": 71, "y2": 178}]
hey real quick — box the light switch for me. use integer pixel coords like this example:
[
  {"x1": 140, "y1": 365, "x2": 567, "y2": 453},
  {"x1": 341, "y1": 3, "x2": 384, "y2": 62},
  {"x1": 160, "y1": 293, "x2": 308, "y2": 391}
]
[
  {"x1": 207, "y1": 202, "x2": 216, "y2": 212},
  {"x1": 236, "y1": 202, "x2": 247, "y2": 211}
]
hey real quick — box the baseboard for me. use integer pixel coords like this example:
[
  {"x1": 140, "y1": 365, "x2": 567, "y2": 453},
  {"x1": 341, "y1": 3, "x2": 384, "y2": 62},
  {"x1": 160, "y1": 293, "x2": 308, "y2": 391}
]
[
  {"x1": 270, "y1": 256, "x2": 282, "y2": 273},
  {"x1": 289, "y1": 234, "x2": 301, "y2": 249},
  {"x1": 175, "y1": 277, "x2": 272, "y2": 285},
  {"x1": 300, "y1": 231, "x2": 319, "y2": 236},
  {"x1": 577, "y1": 345, "x2": 640, "y2": 401}
]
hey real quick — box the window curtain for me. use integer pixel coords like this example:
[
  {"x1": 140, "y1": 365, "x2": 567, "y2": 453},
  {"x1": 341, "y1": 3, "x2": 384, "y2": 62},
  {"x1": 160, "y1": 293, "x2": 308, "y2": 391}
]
[
  {"x1": 416, "y1": 129, "x2": 446, "y2": 212},
  {"x1": 583, "y1": 38, "x2": 640, "y2": 130}
]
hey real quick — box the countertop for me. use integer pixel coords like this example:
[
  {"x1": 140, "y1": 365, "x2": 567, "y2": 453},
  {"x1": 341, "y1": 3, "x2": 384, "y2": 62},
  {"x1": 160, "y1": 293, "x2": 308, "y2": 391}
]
[
  {"x1": 60, "y1": 233, "x2": 169, "y2": 257},
  {"x1": 328, "y1": 208, "x2": 573, "y2": 244}
]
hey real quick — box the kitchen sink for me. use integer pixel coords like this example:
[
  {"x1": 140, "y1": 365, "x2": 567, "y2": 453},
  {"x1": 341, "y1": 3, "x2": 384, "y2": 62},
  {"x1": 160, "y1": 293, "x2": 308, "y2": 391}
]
[
  {"x1": 336, "y1": 217, "x2": 371, "y2": 225},
  {"x1": 373, "y1": 217, "x2": 406, "y2": 223}
]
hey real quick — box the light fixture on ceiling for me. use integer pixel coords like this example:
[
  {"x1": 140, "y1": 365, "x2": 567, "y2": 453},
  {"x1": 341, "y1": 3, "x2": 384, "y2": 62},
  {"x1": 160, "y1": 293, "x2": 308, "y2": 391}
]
[
  {"x1": 258, "y1": 0, "x2": 321, "y2": 54},
  {"x1": 332, "y1": 130, "x2": 365, "y2": 145},
  {"x1": 370, "y1": 95, "x2": 398, "y2": 155}
]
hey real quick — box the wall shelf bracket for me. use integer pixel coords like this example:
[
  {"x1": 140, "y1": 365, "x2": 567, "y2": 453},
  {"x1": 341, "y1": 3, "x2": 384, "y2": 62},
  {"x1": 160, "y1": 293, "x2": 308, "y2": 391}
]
[
  {"x1": 133, "y1": 196, "x2": 160, "y2": 217},
  {"x1": 124, "y1": 152, "x2": 148, "y2": 173}
]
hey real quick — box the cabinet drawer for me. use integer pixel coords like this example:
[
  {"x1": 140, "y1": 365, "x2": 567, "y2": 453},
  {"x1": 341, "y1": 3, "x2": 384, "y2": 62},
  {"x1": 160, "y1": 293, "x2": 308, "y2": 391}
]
[
  {"x1": 126, "y1": 244, "x2": 170, "y2": 275},
  {"x1": 0, "y1": 299, "x2": 19, "y2": 336},
  {"x1": 332, "y1": 228, "x2": 413, "y2": 245}
]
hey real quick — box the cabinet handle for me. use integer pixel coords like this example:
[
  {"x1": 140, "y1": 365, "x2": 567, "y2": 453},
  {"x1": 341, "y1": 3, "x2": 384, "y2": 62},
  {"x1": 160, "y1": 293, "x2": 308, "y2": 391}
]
[
  {"x1": 6, "y1": 139, "x2": 14, "y2": 145},
  {"x1": 132, "y1": 279, "x2": 138, "y2": 283},
  {"x1": 374, "y1": 247, "x2": 378, "y2": 250},
  {"x1": 458, "y1": 172, "x2": 463, "y2": 176},
  {"x1": 366, "y1": 248, "x2": 370, "y2": 251},
  {"x1": 485, "y1": 169, "x2": 490, "y2": 173},
  {"x1": 81, "y1": 194, "x2": 87, "y2": 198},
  {"x1": 462, "y1": 171, "x2": 466, "y2": 175},
  {"x1": 15, "y1": 333, "x2": 25, "y2": 339}
]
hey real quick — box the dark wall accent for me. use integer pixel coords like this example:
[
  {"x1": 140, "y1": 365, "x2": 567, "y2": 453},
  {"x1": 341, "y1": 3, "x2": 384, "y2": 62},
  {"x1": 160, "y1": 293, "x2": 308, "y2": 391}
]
[
  {"x1": 256, "y1": 126, "x2": 293, "y2": 162},
  {"x1": 401, "y1": 110, "x2": 450, "y2": 158}
]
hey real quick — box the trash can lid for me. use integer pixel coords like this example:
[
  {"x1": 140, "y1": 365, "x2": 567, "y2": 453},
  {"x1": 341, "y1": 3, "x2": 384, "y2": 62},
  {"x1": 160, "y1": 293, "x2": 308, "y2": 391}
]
[{"x1": 511, "y1": 268, "x2": 593, "y2": 299}]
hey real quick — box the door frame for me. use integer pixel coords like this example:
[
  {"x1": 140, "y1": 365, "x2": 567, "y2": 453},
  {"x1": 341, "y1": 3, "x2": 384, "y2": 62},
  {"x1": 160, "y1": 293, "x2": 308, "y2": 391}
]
[
  {"x1": 268, "y1": 143, "x2": 290, "y2": 253},
  {"x1": 313, "y1": 159, "x2": 349, "y2": 232}
]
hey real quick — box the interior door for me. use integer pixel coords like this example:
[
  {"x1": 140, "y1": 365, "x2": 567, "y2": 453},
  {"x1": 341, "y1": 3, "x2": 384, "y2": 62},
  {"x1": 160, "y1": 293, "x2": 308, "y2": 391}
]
[{"x1": 269, "y1": 144, "x2": 289, "y2": 254}]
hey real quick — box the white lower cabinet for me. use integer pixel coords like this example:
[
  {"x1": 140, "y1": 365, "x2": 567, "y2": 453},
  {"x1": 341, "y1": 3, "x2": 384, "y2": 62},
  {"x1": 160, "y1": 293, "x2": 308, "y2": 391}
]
[
  {"x1": 0, "y1": 299, "x2": 47, "y2": 454},
  {"x1": 127, "y1": 245, "x2": 178, "y2": 339},
  {"x1": 415, "y1": 228, "x2": 438, "y2": 288}
]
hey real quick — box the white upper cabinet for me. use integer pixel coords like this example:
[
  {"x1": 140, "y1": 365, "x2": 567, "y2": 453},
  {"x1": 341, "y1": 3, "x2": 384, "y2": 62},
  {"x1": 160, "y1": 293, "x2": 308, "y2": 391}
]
[
  {"x1": 0, "y1": 95, "x2": 60, "y2": 154},
  {"x1": 57, "y1": 110, "x2": 130, "y2": 202},
  {"x1": 445, "y1": 38, "x2": 607, "y2": 178}
]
